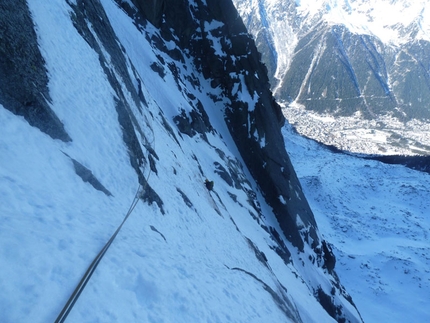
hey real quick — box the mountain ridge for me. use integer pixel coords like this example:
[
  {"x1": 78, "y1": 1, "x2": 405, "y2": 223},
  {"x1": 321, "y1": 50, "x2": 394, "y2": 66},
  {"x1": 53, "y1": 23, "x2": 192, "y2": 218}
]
[{"x1": 233, "y1": 0, "x2": 430, "y2": 155}]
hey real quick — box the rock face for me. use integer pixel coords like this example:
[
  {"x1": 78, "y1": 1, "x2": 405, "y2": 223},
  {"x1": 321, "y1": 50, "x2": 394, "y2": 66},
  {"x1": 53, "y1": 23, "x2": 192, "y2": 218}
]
[
  {"x1": 131, "y1": 0, "x2": 321, "y2": 252},
  {"x1": 0, "y1": 0, "x2": 71, "y2": 141},
  {"x1": 127, "y1": 2, "x2": 359, "y2": 320},
  {"x1": 133, "y1": 0, "x2": 165, "y2": 26}
]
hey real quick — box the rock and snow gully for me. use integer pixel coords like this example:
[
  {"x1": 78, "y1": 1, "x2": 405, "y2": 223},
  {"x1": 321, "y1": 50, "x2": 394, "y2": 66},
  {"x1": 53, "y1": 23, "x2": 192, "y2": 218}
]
[{"x1": 0, "y1": 0, "x2": 363, "y2": 322}]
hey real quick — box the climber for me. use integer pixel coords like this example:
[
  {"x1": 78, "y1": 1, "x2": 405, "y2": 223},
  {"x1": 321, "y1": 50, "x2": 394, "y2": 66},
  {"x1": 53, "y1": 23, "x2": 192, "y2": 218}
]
[{"x1": 204, "y1": 179, "x2": 214, "y2": 191}]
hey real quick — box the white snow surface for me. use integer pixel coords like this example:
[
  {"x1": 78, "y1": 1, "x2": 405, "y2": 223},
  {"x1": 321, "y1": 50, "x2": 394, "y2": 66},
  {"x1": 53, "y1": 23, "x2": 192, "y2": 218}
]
[
  {"x1": 0, "y1": 1, "x2": 353, "y2": 322},
  {"x1": 296, "y1": 0, "x2": 430, "y2": 45},
  {"x1": 5, "y1": 0, "x2": 428, "y2": 322},
  {"x1": 283, "y1": 123, "x2": 430, "y2": 323}
]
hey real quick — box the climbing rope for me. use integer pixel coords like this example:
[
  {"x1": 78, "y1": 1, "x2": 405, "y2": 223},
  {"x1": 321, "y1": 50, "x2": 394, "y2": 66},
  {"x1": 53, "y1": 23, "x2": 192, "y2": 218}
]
[
  {"x1": 55, "y1": 98, "x2": 155, "y2": 323},
  {"x1": 55, "y1": 127, "x2": 155, "y2": 323},
  {"x1": 54, "y1": 183, "x2": 144, "y2": 323},
  {"x1": 52, "y1": 2, "x2": 158, "y2": 311}
]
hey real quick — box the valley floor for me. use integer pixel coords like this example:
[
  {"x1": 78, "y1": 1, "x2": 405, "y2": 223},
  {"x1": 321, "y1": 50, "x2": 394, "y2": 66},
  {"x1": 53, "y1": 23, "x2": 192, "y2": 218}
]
[{"x1": 283, "y1": 104, "x2": 430, "y2": 156}]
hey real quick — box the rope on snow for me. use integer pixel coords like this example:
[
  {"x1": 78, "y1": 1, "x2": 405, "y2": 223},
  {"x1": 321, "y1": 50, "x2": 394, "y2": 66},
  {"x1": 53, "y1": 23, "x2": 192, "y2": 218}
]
[
  {"x1": 55, "y1": 100, "x2": 155, "y2": 323},
  {"x1": 54, "y1": 182, "x2": 145, "y2": 323},
  {"x1": 54, "y1": 19, "x2": 157, "y2": 319}
]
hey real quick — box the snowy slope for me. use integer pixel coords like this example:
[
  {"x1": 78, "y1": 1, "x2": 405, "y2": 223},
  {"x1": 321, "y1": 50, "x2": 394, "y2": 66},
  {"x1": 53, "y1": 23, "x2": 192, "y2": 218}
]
[
  {"x1": 295, "y1": 0, "x2": 430, "y2": 45},
  {"x1": 233, "y1": 0, "x2": 298, "y2": 86},
  {"x1": 0, "y1": 0, "x2": 363, "y2": 322},
  {"x1": 283, "y1": 121, "x2": 430, "y2": 323}
]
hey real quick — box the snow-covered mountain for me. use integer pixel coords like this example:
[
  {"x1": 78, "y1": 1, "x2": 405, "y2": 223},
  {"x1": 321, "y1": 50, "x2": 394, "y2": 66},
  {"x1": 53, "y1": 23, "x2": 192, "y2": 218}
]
[
  {"x1": 233, "y1": 0, "x2": 430, "y2": 155},
  {"x1": 0, "y1": 0, "x2": 363, "y2": 322}
]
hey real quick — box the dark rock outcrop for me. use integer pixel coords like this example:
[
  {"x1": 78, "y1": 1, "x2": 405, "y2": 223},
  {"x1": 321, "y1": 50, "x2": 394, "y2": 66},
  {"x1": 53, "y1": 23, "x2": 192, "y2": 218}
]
[
  {"x1": 63, "y1": 153, "x2": 113, "y2": 197},
  {"x1": 125, "y1": 2, "x2": 358, "y2": 319},
  {"x1": 0, "y1": 0, "x2": 71, "y2": 141},
  {"x1": 66, "y1": 0, "x2": 164, "y2": 213},
  {"x1": 130, "y1": 0, "x2": 319, "y2": 252}
]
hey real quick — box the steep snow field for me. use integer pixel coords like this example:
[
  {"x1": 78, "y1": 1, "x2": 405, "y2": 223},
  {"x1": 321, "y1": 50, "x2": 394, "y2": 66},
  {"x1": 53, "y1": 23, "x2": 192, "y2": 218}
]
[
  {"x1": 4, "y1": 0, "x2": 427, "y2": 322},
  {"x1": 0, "y1": 0, "x2": 356, "y2": 322},
  {"x1": 283, "y1": 123, "x2": 430, "y2": 323}
]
